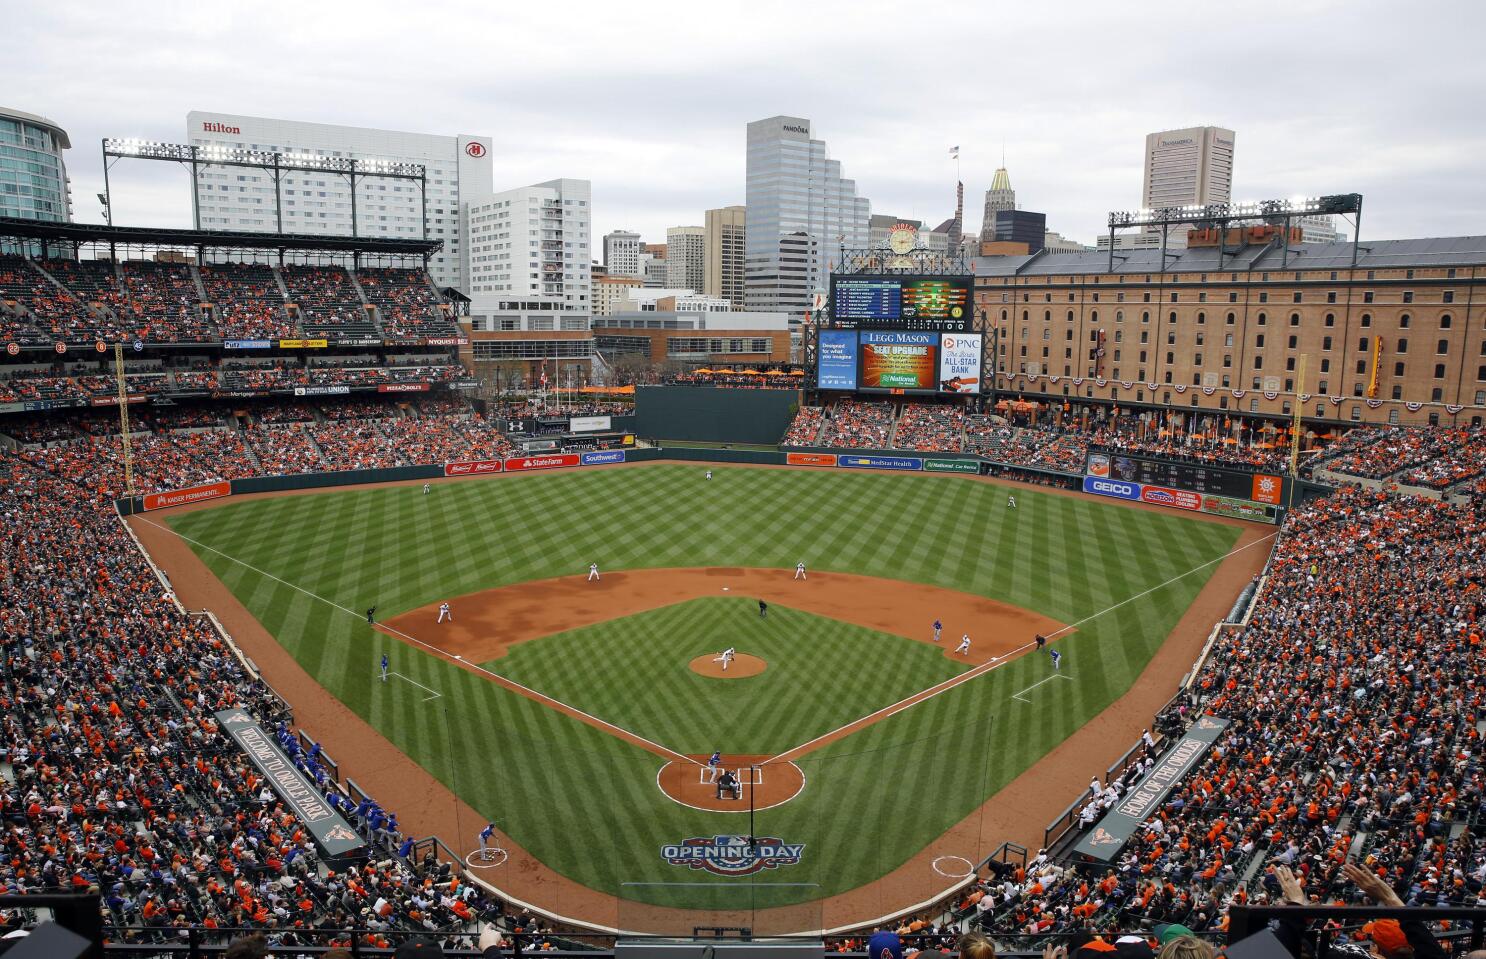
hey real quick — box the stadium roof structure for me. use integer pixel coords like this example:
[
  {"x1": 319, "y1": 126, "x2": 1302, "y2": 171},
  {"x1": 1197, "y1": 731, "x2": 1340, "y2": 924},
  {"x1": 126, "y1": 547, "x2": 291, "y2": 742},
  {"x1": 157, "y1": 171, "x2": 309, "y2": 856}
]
[
  {"x1": 0, "y1": 216, "x2": 443, "y2": 257},
  {"x1": 973, "y1": 235, "x2": 1486, "y2": 278}
]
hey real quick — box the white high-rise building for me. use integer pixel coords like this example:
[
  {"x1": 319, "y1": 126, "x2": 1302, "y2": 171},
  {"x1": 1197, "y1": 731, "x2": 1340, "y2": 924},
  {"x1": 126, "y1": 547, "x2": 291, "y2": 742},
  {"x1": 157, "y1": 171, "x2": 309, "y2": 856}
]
[
  {"x1": 463, "y1": 178, "x2": 591, "y2": 331},
  {"x1": 603, "y1": 230, "x2": 643, "y2": 277},
  {"x1": 744, "y1": 116, "x2": 870, "y2": 318},
  {"x1": 186, "y1": 111, "x2": 492, "y2": 291},
  {"x1": 665, "y1": 226, "x2": 705, "y2": 292},
  {"x1": 1143, "y1": 126, "x2": 1235, "y2": 211}
]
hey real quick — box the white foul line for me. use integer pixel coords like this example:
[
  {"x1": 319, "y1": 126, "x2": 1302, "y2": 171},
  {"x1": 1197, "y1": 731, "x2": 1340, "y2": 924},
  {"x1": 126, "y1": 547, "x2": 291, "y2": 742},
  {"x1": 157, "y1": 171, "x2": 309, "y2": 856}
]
[
  {"x1": 1011, "y1": 673, "x2": 1073, "y2": 702},
  {"x1": 766, "y1": 529, "x2": 1276, "y2": 763},
  {"x1": 139, "y1": 516, "x2": 692, "y2": 765},
  {"x1": 381, "y1": 670, "x2": 443, "y2": 701}
]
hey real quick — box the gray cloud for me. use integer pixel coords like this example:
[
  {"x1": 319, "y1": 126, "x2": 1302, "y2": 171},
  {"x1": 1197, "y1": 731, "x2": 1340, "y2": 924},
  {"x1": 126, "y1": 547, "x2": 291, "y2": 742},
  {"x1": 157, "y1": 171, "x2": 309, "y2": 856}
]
[{"x1": 7, "y1": 0, "x2": 1483, "y2": 248}]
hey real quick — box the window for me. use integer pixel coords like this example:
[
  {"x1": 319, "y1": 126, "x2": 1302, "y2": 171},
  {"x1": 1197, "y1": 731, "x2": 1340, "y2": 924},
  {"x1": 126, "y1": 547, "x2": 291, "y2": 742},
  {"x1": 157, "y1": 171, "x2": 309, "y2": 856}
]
[
  {"x1": 1197, "y1": 311, "x2": 1206, "y2": 324},
  {"x1": 1441, "y1": 314, "x2": 1452, "y2": 329},
  {"x1": 1225, "y1": 333, "x2": 1234, "y2": 347},
  {"x1": 1434, "y1": 364, "x2": 1446, "y2": 379},
  {"x1": 1320, "y1": 359, "x2": 1330, "y2": 373},
  {"x1": 1223, "y1": 354, "x2": 1232, "y2": 368},
  {"x1": 1325, "y1": 313, "x2": 1336, "y2": 327},
  {"x1": 1256, "y1": 334, "x2": 1266, "y2": 348},
  {"x1": 1289, "y1": 313, "x2": 1300, "y2": 326},
  {"x1": 1400, "y1": 314, "x2": 1411, "y2": 329},
  {"x1": 1288, "y1": 335, "x2": 1298, "y2": 349},
  {"x1": 1361, "y1": 313, "x2": 1372, "y2": 328},
  {"x1": 1327, "y1": 291, "x2": 1337, "y2": 303},
  {"x1": 1194, "y1": 353, "x2": 1203, "y2": 365},
  {"x1": 1229, "y1": 291, "x2": 1238, "y2": 303},
  {"x1": 1226, "y1": 312, "x2": 1235, "y2": 325},
  {"x1": 1356, "y1": 361, "x2": 1367, "y2": 375},
  {"x1": 1394, "y1": 362, "x2": 1405, "y2": 377},
  {"x1": 1166, "y1": 352, "x2": 1174, "y2": 365},
  {"x1": 1397, "y1": 338, "x2": 1408, "y2": 353},
  {"x1": 1359, "y1": 337, "x2": 1369, "y2": 351},
  {"x1": 1437, "y1": 339, "x2": 1449, "y2": 355},
  {"x1": 1323, "y1": 336, "x2": 1333, "y2": 351},
  {"x1": 1292, "y1": 291, "x2": 1302, "y2": 303},
  {"x1": 1253, "y1": 356, "x2": 1264, "y2": 369},
  {"x1": 1257, "y1": 312, "x2": 1267, "y2": 325},
  {"x1": 1258, "y1": 291, "x2": 1269, "y2": 303},
  {"x1": 1479, "y1": 365, "x2": 1486, "y2": 381},
  {"x1": 1142, "y1": 311, "x2": 1150, "y2": 323},
  {"x1": 1170, "y1": 292, "x2": 1178, "y2": 302},
  {"x1": 1402, "y1": 291, "x2": 1413, "y2": 303},
  {"x1": 1363, "y1": 291, "x2": 1374, "y2": 303}
]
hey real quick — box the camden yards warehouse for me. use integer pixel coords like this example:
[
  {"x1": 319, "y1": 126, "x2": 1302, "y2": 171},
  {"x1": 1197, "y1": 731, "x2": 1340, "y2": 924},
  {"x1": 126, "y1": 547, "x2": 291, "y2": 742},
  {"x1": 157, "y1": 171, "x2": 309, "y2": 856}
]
[{"x1": 972, "y1": 230, "x2": 1486, "y2": 428}]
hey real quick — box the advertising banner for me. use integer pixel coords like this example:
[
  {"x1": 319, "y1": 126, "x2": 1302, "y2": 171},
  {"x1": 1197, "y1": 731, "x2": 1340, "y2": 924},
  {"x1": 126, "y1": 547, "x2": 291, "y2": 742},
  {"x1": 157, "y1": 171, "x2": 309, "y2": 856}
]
[
  {"x1": 837, "y1": 454, "x2": 923, "y2": 471},
  {"x1": 504, "y1": 453, "x2": 581, "y2": 472},
  {"x1": 443, "y1": 459, "x2": 502, "y2": 477},
  {"x1": 816, "y1": 330, "x2": 859, "y2": 391},
  {"x1": 859, "y1": 331, "x2": 937, "y2": 392},
  {"x1": 223, "y1": 339, "x2": 272, "y2": 350},
  {"x1": 214, "y1": 709, "x2": 365, "y2": 857},
  {"x1": 937, "y1": 333, "x2": 982, "y2": 394},
  {"x1": 294, "y1": 386, "x2": 351, "y2": 396},
  {"x1": 422, "y1": 336, "x2": 469, "y2": 346},
  {"x1": 570, "y1": 415, "x2": 613, "y2": 433},
  {"x1": 786, "y1": 452, "x2": 837, "y2": 467},
  {"x1": 89, "y1": 395, "x2": 146, "y2": 407},
  {"x1": 1250, "y1": 474, "x2": 1283, "y2": 504},
  {"x1": 581, "y1": 450, "x2": 626, "y2": 465},
  {"x1": 144, "y1": 481, "x2": 231, "y2": 511},
  {"x1": 1073, "y1": 716, "x2": 1230, "y2": 861},
  {"x1": 1202, "y1": 495, "x2": 1278, "y2": 524},
  {"x1": 1082, "y1": 475, "x2": 1142, "y2": 501},
  {"x1": 377, "y1": 383, "x2": 429, "y2": 393},
  {"x1": 1139, "y1": 485, "x2": 1202, "y2": 511},
  {"x1": 923, "y1": 458, "x2": 981, "y2": 473}
]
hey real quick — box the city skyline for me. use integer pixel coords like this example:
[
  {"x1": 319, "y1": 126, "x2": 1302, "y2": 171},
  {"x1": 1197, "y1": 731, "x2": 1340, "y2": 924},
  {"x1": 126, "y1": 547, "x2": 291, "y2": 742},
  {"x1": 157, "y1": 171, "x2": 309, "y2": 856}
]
[{"x1": 8, "y1": 0, "x2": 1485, "y2": 250}]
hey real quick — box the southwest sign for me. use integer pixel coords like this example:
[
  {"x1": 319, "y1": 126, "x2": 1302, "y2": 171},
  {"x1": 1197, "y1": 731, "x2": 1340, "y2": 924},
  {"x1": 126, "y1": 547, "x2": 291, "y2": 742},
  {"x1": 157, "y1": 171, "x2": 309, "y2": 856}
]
[{"x1": 661, "y1": 836, "x2": 804, "y2": 877}]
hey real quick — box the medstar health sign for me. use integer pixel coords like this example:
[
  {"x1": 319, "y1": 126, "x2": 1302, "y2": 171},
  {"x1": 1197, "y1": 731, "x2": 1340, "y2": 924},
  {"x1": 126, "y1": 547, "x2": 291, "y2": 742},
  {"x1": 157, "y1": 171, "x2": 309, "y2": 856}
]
[{"x1": 661, "y1": 836, "x2": 805, "y2": 876}]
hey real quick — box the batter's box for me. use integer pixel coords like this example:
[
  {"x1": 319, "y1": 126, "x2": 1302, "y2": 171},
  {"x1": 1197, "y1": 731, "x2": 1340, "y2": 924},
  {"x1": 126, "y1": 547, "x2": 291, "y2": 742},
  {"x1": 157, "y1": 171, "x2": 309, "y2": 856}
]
[{"x1": 697, "y1": 765, "x2": 764, "y2": 785}]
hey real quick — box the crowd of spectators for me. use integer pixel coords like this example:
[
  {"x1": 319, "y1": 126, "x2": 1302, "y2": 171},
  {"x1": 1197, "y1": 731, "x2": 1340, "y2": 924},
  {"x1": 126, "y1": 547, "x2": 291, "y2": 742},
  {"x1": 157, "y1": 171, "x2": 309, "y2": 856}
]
[
  {"x1": 0, "y1": 448, "x2": 507, "y2": 949},
  {"x1": 281, "y1": 267, "x2": 370, "y2": 332},
  {"x1": 1321, "y1": 426, "x2": 1478, "y2": 482},
  {"x1": 198, "y1": 264, "x2": 295, "y2": 340},
  {"x1": 822, "y1": 399, "x2": 895, "y2": 449},
  {"x1": 119, "y1": 261, "x2": 217, "y2": 343},
  {"x1": 1397, "y1": 428, "x2": 1486, "y2": 489},
  {"x1": 358, "y1": 268, "x2": 458, "y2": 341},
  {"x1": 780, "y1": 406, "x2": 825, "y2": 447},
  {"x1": 893, "y1": 403, "x2": 965, "y2": 452},
  {"x1": 945, "y1": 485, "x2": 1485, "y2": 942}
]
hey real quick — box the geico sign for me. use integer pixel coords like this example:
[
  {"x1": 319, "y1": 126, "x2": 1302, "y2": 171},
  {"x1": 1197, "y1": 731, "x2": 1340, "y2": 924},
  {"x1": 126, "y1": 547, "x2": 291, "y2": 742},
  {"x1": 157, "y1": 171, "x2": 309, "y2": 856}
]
[{"x1": 1083, "y1": 476, "x2": 1141, "y2": 500}]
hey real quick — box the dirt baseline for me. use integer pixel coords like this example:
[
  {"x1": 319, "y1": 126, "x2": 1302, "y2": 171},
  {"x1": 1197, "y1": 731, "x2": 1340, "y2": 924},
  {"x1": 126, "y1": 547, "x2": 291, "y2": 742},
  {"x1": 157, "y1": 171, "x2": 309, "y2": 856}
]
[{"x1": 382, "y1": 567, "x2": 1062, "y2": 669}]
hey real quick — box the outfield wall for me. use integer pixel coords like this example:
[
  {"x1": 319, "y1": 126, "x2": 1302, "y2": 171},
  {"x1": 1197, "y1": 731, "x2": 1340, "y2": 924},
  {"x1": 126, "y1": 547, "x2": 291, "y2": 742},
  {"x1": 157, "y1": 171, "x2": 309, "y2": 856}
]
[{"x1": 634, "y1": 386, "x2": 801, "y2": 445}]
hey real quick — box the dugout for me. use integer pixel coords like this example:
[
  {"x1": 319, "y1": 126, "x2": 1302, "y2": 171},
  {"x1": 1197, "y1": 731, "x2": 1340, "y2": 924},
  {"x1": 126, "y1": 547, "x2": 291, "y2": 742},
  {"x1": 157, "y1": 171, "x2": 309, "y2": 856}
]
[{"x1": 635, "y1": 385, "x2": 800, "y2": 445}]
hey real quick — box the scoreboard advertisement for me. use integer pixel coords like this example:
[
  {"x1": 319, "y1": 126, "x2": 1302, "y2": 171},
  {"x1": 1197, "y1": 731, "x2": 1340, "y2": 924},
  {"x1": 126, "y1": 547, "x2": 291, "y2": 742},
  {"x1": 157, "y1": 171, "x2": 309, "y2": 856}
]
[
  {"x1": 1084, "y1": 450, "x2": 1284, "y2": 522},
  {"x1": 830, "y1": 275, "x2": 973, "y2": 332},
  {"x1": 817, "y1": 330, "x2": 982, "y2": 395}
]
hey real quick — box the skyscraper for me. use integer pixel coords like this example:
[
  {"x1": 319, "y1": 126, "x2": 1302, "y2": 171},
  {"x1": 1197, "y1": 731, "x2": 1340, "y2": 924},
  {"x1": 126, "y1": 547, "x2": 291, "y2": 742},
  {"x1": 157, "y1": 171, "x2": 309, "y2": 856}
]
[
  {"x1": 462, "y1": 177, "x2": 591, "y2": 331},
  {"x1": 664, "y1": 225, "x2": 706, "y2": 292},
  {"x1": 979, "y1": 166, "x2": 1015, "y2": 243},
  {"x1": 1142, "y1": 126, "x2": 1235, "y2": 211},
  {"x1": 703, "y1": 205, "x2": 746, "y2": 309},
  {"x1": 0, "y1": 107, "x2": 71, "y2": 223},
  {"x1": 744, "y1": 116, "x2": 870, "y2": 318},
  {"x1": 603, "y1": 230, "x2": 642, "y2": 277}
]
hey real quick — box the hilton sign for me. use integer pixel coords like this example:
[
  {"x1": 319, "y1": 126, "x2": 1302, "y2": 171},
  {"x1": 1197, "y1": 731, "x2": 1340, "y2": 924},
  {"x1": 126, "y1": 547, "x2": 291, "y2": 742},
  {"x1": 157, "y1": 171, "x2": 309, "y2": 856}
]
[{"x1": 202, "y1": 121, "x2": 241, "y2": 134}]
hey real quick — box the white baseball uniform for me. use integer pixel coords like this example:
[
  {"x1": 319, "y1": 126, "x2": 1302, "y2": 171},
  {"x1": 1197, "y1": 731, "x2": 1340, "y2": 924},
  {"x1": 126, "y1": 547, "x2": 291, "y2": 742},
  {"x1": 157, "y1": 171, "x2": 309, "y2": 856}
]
[
  {"x1": 437, "y1": 602, "x2": 452, "y2": 623},
  {"x1": 955, "y1": 634, "x2": 971, "y2": 655},
  {"x1": 588, "y1": 563, "x2": 600, "y2": 581},
  {"x1": 794, "y1": 562, "x2": 806, "y2": 580}
]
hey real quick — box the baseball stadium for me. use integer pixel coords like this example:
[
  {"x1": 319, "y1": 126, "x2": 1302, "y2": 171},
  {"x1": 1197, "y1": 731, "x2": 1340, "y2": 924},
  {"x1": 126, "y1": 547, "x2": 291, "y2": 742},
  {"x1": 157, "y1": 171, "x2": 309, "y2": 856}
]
[{"x1": 2, "y1": 200, "x2": 1485, "y2": 959}]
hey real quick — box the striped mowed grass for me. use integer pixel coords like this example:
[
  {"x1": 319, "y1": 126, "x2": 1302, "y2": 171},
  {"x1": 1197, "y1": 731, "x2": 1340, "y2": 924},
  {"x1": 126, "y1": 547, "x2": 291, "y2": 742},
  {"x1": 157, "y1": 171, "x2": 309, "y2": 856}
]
[{"x1": 167, "y1": 464, "x2": 1241, "y2": 907}]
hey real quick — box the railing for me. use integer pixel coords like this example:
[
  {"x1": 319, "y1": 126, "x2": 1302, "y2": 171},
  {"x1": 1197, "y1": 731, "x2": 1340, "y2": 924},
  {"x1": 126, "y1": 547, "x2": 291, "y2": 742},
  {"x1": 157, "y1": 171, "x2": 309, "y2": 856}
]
[{"x1": 1226, "y1": 904, "x2": 1486, "y2": 951}]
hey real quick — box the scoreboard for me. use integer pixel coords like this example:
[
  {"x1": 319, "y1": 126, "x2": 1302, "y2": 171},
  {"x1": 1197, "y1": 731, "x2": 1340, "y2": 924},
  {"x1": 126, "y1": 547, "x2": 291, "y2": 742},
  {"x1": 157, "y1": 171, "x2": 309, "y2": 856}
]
[
  {"x1": 830, "y1": 275, "x2": 972, "y2": 332},
  {"x1": 1086, "y1": 450, "x2": 1284, "y2": 504}
]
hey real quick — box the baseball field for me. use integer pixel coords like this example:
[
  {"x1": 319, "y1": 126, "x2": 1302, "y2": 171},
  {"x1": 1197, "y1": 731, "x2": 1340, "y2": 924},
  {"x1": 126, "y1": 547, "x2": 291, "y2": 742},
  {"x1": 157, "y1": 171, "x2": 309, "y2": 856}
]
[{"x1": 132, "y1": 463, "x2": 1267, "y2": 932}]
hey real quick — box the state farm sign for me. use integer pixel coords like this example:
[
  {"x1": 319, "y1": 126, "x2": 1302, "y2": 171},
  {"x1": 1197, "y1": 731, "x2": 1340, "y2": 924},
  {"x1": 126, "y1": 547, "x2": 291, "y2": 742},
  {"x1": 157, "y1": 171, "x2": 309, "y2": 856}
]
[
  {"x1": 443, "y1": 460, "x2": 502, "y2": 477},
  {"x1": 503, "y1": 454, "x2": 580, "y2": 472}
]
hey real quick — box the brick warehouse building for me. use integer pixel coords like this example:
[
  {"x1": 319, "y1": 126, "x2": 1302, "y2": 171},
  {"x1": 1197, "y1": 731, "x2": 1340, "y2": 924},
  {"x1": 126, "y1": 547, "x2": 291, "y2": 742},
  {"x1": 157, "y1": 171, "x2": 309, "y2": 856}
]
[{"x1": 973, "y1": 233, "x2": 1486, "y2": 428}]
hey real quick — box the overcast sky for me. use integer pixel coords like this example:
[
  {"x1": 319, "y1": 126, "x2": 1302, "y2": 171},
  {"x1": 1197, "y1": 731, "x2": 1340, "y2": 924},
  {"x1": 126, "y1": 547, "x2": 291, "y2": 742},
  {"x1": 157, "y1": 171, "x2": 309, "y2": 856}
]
[{"x1": 9, "y1": 0, "x2": 1484, "y2": 248}]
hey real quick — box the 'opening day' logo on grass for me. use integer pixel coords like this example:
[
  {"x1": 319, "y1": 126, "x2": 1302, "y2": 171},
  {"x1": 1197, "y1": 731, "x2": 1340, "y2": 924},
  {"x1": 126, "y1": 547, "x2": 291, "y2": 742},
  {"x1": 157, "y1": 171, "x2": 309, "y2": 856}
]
[{"x1": 661, "y1": 836, "x2": 805, "y2": 876}]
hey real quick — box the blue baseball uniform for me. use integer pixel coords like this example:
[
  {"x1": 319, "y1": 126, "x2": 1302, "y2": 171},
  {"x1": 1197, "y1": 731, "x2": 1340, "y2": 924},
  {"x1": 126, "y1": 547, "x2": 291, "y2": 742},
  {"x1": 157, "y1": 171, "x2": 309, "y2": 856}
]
[{"x1": 380, "y1": 654, "x2": 389, "y2": 682}]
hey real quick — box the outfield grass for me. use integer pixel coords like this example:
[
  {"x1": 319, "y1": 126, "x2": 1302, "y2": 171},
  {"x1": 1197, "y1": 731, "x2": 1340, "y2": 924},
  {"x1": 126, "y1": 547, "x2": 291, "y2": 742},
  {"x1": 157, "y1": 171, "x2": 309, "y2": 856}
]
[{"x1": 167, "y1": 464, "x2": 1242, "y2": 912}]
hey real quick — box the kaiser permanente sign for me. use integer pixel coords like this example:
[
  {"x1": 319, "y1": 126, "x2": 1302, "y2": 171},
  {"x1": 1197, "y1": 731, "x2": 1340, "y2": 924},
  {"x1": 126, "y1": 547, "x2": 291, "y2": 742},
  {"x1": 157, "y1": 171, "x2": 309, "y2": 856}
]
[
  {"x1": 215, "y1": 709, "x2": 366, "y2": 857},
  {"x1": 1072, "y1": 715, "x2": 1230, "y2": 861}
]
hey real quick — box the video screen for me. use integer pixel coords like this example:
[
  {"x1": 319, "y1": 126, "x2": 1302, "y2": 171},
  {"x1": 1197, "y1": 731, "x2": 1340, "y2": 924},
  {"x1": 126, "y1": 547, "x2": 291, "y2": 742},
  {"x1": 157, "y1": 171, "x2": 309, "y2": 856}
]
[
  {"x1": 816, "y1": 330, "x2": 858, "y2": 391},
  {"x1": 831, "y1": 275, "x2": 972, "y2": 332},
  {"x1": 859, "y1": 331, "x2": 938, "y2": 392}
]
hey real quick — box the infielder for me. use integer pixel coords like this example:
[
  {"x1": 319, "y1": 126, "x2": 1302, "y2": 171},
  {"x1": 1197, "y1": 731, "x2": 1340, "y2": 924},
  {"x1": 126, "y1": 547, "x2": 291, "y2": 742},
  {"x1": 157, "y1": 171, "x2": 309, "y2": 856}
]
[
  {"x1": 380, "y1": 653, "x2": 389, "y2": 683},
  {"x1": 1051, "y1": 649, "x2": 1063, "y2": 671},
  {"x1": 1008, "y1": 494, "x2": 1017, "y2": 509},
  {"x1": 713, "y1": 647, "x2": 736, "y2": 671},
  {"x1": 932, "y1": 619, "x2": 942, "y2": 643},
  {"x1": 705, "y1": 750, "x2": 723, "y2": 784},
  {"x1": 587, "y1": 563, "x2": 600, "y2": 582},
  {"x1": 794, "y1": 561, "x2": 807, "y2": 580},
  {"x1": 437, "y1": 602, "x2": 453, "y2": 624},
  {"x1": 955, "y1": 633, "x2": 971, "y2": 655}
]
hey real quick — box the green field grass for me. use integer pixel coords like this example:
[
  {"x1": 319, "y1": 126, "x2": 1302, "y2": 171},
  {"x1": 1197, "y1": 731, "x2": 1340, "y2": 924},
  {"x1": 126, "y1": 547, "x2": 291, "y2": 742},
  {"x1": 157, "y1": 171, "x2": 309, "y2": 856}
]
[{"x1": 165, "y1": 464, "x2": 1243, "y2": 916}]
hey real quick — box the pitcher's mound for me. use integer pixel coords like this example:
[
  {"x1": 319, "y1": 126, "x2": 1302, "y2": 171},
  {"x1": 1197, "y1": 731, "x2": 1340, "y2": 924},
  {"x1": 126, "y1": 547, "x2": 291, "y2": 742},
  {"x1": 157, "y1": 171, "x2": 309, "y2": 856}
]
[{"x1": 689, "y1": 653, "x2": 767, "y2": 678}]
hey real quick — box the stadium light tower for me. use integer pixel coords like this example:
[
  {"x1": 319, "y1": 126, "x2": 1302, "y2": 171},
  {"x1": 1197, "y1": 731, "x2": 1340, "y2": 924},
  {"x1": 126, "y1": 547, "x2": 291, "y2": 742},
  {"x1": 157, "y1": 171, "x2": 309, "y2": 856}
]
[{"x1": 101, "y1": 137, "x2": 428, "y2": 238}]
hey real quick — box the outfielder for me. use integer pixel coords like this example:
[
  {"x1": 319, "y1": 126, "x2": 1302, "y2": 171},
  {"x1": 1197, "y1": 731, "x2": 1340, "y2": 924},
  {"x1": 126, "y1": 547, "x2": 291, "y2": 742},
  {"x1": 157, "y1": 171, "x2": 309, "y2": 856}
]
[
  {"x1": 932, "y1": 619, "x2": 942, "y2": 643},
  {"x1": 423, "y1": 483, "x2": 431, "y2": 495},
  {"x1": 380, "y1": 653, "x2": 389, "y2": 683},
  {"x1": 437, "y1": 602, "x2": 453, "y2": 624},
  {"x1": 713, "y1": 647, "x2": 736, "y2": 670},
  {"x1": 794, "y1": 561, "x2": 807, "y2": 580},
  {"x1": 1008, "y1": 494, "x2": 1017, "y2": 509},
  {"x1": 705, "y1": 750, "x2": 723, "y2": 784},
  {"x1": 705, "y1": 470, "x2": 713, "y2": 480},
  {"x1": 955, "y1": 634, "x2": 971, "y2": 655},
  {"x1": 588, "y1": 563, "x2": 600, "y2": 582}
]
